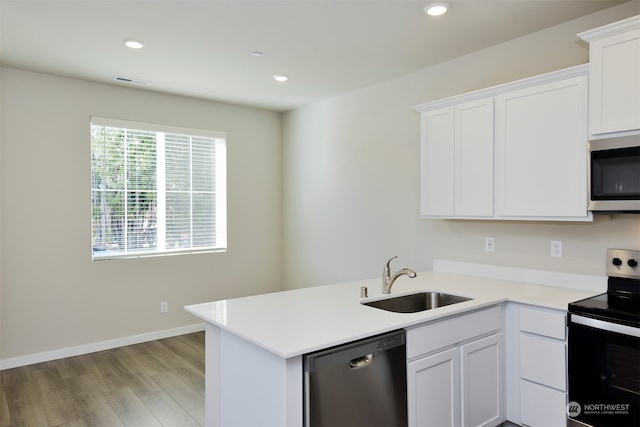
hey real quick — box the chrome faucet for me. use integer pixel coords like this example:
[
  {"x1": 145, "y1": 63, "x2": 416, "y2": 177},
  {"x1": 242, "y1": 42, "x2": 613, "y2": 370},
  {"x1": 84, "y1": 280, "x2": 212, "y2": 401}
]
[{"x1": 382, "y1": 256, "x2": 417, "y2": 294}]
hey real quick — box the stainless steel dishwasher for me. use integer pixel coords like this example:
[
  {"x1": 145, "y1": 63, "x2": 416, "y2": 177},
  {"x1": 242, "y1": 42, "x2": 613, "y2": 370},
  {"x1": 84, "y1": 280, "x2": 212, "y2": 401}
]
[{"x1": 303, "y1": 329, "x2": 407, "y2": 427}]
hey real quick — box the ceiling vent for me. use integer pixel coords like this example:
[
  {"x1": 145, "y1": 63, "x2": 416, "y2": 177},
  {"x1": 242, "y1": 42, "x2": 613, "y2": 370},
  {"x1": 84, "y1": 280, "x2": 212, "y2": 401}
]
[{"x1": 112, "y1": 75, "x2": 150, "y2": 85}]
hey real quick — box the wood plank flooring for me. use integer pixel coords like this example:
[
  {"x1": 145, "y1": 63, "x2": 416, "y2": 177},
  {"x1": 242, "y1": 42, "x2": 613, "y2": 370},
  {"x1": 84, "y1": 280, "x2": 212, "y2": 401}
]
[{"x1": 0, "y1": 332, "x2": 205, "y2": 427}]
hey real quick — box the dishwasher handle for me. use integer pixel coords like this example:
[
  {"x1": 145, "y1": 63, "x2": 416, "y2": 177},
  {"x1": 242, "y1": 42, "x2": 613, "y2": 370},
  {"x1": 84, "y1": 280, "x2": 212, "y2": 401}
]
[
  {"x1": 349, "y1": 353, "x2": 374, "y2": 369},
  {"x1": 304, "y1": 329, "x2": 405, "y2": 373}
]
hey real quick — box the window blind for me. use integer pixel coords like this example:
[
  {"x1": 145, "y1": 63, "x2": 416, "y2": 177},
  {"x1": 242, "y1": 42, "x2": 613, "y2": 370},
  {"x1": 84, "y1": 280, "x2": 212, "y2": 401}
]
[{"x1": 91, "y1": 117, "x2": 226, "y2": 260}]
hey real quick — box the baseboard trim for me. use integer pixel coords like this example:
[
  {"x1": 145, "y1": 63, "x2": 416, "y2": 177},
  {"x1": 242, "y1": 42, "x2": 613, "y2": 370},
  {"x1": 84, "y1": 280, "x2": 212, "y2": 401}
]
[{"x1": 0, "y1": 323, "x2": 205, "y2": 370}]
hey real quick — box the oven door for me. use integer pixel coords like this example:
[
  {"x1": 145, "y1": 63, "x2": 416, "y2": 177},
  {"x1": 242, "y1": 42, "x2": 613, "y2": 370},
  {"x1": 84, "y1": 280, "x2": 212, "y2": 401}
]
[{"x1": 568, "y1": 314, "x2": 640, "y2": 426}]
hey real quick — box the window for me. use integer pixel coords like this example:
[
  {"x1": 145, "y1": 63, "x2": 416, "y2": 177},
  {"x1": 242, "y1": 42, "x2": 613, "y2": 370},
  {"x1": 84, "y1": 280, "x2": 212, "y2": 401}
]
[{"x1": 91, "y1": 118, "x2": 226, "y2": 260}]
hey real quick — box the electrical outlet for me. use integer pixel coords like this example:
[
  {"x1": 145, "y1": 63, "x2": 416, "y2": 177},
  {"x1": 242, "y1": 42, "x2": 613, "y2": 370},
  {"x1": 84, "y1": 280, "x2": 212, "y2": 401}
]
[
  {"x1": 160, "y1": 301, "x2": 168, "y2": 314},
  {"x1": 551, "y1": 240, "x2": 563, "y2": 258},
  {"x1": 485, "y1": 237, "x2": 495, "y2": 252}
]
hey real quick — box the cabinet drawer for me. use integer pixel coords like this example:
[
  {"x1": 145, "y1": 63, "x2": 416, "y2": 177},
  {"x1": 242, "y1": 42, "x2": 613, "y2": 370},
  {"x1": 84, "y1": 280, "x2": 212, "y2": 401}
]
[
  {"x1": 407, "y1": 306, "x2": 501, "y2": 359},
  {"x1": 519, "y1": 306, "x2": 566, "y2": 340},
  {"x1": 520, "y1": 334, "x2": 566, "y2": 391},
  {"x1": 520, "y1": 380, "x2": 567, "y2": 427}
]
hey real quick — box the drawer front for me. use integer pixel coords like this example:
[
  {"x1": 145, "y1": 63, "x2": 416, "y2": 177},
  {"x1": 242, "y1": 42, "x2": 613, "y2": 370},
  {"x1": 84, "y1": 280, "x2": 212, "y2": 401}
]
[
  {"x1": 520, "y1": 380, "x2": 567, "y2": 427},
  {"x1": 407, "y1": 306, "x2": 501, "y2": 359},
  {"x1": 519, "y1": 306, "x2": 566, "y2": 340},
  {"x1": 520, "y1": 334, "x2": 566, "y2": 391}
]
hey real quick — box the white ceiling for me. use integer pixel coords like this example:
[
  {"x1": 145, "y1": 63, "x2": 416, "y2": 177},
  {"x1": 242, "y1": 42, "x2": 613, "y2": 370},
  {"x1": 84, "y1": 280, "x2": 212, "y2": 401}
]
[{"x1": 0, "y1": 0, "x2": 629, "y2": 112}]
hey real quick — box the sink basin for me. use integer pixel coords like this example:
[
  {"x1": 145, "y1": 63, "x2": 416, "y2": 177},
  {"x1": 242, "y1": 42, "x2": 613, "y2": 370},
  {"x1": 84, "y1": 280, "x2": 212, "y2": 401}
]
[{"x1": 362, "y1": 291, "x2": 472, "y2": 313}]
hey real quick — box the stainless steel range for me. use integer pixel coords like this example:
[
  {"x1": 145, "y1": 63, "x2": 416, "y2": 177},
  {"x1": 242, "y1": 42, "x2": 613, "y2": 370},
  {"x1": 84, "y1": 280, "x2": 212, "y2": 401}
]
[{"x1": 568, "y1": 248, "x2": 640, "y2": 427}]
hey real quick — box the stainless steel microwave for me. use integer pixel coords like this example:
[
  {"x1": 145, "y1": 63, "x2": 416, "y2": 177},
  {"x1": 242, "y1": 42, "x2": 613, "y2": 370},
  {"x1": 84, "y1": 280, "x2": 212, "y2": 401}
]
[{"x1": 588, "y1": 135, "x2": 640, "y2": 213}]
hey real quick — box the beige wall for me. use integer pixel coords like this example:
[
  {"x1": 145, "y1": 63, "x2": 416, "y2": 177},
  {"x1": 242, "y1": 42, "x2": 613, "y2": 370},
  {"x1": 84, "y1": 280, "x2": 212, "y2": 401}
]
[
  {"x1": 282, "y1": 2, "x2": 640, "y2": 289},
  {"x1": 0, "y1": 69, "x2": 283, "y2": 361},
  {"x1": 2, "y1": 2, "x2": 640, "y2": 364}
]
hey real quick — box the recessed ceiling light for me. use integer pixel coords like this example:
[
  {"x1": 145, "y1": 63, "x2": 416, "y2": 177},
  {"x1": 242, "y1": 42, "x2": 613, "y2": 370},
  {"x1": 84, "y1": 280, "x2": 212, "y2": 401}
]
[
  {"x1": 124, "y1": 39, "x2": 144, "y2": 49},
  {"x1": 273, "y1": 74, "x2": 289, "y2": 82},
  {"x1": 424, "y1": 2, "x2": 449, "y2": 16},
  {"x1": 251, "y1": 51, "x2": 264, "y2": 57}
]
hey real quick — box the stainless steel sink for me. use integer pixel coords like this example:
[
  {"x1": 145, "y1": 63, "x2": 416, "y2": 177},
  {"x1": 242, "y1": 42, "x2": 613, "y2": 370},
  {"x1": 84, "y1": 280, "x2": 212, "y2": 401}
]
[{"x1": 362, "y1": 291, "x2": 472, "y2": 313}]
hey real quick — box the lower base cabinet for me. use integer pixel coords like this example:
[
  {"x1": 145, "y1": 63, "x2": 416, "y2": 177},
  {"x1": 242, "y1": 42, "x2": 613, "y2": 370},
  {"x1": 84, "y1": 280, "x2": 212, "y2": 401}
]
[
  {"x1": 461, "y1": 334, "x2": 503, "y2": 427},
  {"x1": 504, "y1": 303, "x2": 569, "y2": 427},
  {"x1": 520, "y1": 380, "x2": 567, "y2": 427},
  {"x1": 408, "y1": 347, "x2": 461, "y2": 426},
  {"x1": 406, "y1": 307, "x2": 503, "y2": 427}
]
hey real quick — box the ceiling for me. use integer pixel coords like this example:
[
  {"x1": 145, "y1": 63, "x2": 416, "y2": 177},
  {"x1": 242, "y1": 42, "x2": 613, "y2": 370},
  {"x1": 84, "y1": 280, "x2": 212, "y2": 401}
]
[{"x1": 0, "y1": 0, "x2": 630, "y2": 112}]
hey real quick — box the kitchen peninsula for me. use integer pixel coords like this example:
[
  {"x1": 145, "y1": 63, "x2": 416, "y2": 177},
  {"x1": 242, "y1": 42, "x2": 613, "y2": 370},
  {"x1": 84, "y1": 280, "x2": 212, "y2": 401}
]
[{"x1": 185, "y1": 261, "x2": 604, "y2": 427}]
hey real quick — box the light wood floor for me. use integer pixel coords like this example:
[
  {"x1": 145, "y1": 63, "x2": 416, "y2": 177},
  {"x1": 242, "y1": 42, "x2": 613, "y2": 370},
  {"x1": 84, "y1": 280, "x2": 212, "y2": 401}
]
[{"x1": 0, "y1": 332, "x2": 205, "y2": 427}]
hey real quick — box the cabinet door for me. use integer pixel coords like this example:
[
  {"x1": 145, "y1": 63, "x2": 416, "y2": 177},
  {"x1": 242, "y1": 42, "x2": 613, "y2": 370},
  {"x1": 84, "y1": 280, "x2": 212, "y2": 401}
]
[
  {"x1": 420, "y1": 107, "x2": 455, "y2": 216},
  {"x1": 588, "y1": 27, "x2": 640, "y2": 136},
  {"x1": 495, "y1": 76, "x2": 588, "y2": 218},
  {"x1": 461, "y1": 333, "x2": 503, "y2": 427},
  {"x1": 408, "y1": 347, "x2": 460, "y2": 427},
  {"x1": 455, "y1": 98, "x2": 494, "y2": 217}
]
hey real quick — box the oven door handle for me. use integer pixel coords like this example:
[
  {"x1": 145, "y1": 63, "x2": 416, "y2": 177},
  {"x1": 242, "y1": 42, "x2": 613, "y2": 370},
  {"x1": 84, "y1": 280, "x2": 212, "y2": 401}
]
[{"x1": 570, "y1": 314, "x2": 640, "y2": 338}]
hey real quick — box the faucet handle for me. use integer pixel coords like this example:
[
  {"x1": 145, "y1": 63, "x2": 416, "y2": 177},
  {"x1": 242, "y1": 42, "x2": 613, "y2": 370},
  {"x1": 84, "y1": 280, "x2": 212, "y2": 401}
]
[
  {"x1": 384, "y1": 256, "x2": 398, "y2": 275},
  {"x1": 385, "y1": 256, "x2": 398, "y2": 268}
]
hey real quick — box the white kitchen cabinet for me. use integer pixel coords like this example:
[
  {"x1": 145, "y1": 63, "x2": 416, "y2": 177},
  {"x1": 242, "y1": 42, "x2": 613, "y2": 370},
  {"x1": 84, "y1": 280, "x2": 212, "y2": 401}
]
[
  {"x1": 414, "y1": 65, "x2": 591, "y2": 221},
  {"x1": 419, "y1": 98, "x2": 494, "y2": 218},
  {"x1": 515, "y1": 305, "x2": 568, "y2": 427},
  {"x1": 407, "y1": 306, "x2": 503, "y2": 427},
  {"x1": 520, "y1": 334, "x2": 566, "y2": 391},
  {"x1": 495, "y1": 75, "x2": 589, "y2": 219},
  {"x1": 420, "y1": 106, "x2": 455, "y2": 216},
  {"x1": 578, "y1": 16, "x2": 640, "y2": 138},
  {"x1": 408, "y1": 347, "x2": 460, "y2": 427},
  {"x1": 520, "y1": 380, "x2": 568, "y2": 427},
  {"x1": 455, "y1": 99, "x2": 494, "y2": 217},
  {"x1": 461, "y1": 334, "x2": 502, "y2": 427}
]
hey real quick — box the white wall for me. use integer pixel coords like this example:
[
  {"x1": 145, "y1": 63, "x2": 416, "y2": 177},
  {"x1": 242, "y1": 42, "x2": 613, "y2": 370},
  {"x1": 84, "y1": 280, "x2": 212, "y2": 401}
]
[
  {"x1": 282, "y1": 2, "x2": 640, "y2": 289},
  {"x1": 2, "y1": 2, "x2": 639, "y2": 366},
  {"x1": 0, "y1": 69, "x2": 283, "y2": 362}
]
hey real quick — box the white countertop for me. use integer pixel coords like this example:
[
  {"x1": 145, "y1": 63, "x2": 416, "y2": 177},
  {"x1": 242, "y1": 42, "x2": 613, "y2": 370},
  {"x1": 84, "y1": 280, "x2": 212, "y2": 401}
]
[{"x1": 184, "y1": 268, "x2": 603, "y2": 359}]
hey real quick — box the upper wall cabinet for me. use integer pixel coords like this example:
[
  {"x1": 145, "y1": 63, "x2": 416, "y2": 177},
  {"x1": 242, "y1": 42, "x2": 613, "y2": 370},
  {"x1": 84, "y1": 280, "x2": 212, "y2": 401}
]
[
  {"x1": 578, "y1": 15, "x2": 640, "y2": 139},
  {"x1": 455, "y1": 99, "x2": 494, "y2": 217},
  {"x1": 495, "y1": 75, "x2": 589, "y2": 218},
  {"x1": 419, "y1": 98, "x2": 494, "y2": 217},
  {"x1": 414, "y1": 65, "x2": 592, "y2": 222},
  {"x1": 420, "y1": 106, "x2": 455, "y2": 216}
]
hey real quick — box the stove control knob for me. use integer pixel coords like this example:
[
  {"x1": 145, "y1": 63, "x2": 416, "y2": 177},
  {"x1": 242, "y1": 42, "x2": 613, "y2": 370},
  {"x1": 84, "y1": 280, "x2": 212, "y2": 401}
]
[
  {"x1": 628, "y1": 259, "x2": 638, "y2": 268},
  {"x1": 612, "y1": 257, "x2": 623, "y2": 266}
]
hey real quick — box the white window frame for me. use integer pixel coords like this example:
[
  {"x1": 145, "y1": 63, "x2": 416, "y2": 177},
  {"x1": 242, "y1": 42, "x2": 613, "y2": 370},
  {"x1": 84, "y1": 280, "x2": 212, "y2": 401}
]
[{"x1": 91, "y1": 117, "x2": 227, "y2": 260}]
